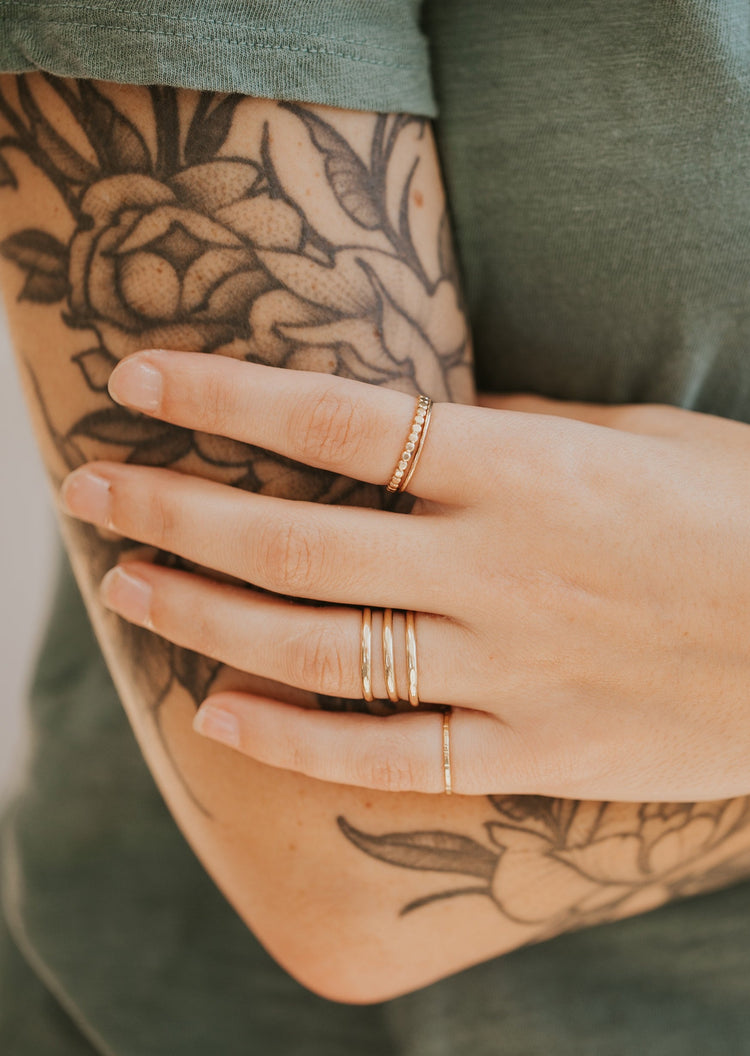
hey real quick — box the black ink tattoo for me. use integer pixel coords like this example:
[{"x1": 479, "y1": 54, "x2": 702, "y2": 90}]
[
  {"x1": 0, "y1": 75, "x2": 471, "y2": 733},
  {"x1": 339, "y1": 794, "x2": 750, "y2": 937},
  {"x1": 4, "y1": 76, "x2": 749, "y2": 942}
]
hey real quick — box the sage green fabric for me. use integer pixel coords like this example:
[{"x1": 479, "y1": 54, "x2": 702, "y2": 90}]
[
  {"x1": 3, "y1": 1, "x2": 750, "y2": 1053},
  {"x1": 0, "y1": 0, "x2": 435, "y2": 116}
]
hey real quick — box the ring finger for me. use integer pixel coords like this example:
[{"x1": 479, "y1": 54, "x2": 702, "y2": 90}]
[{"x1": 101, "y1": 560, "x2": 477, "y2": 705}]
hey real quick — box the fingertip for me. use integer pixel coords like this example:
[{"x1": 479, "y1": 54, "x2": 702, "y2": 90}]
[
  {"x1": 108, "y1": 352, "x2": 163, "y2": 412},
  {"x1": 193, "y1": 700, "x2": 241, "y2": 748}
]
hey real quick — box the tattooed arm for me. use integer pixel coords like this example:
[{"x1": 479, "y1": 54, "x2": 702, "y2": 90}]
[{"x1": 2, "y1": 74, "x2": 750, "y2": 1005}]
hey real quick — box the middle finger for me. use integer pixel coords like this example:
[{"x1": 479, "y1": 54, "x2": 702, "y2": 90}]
[{"x1": 60, "y1": 462, "x2": 445, "y2": 610}]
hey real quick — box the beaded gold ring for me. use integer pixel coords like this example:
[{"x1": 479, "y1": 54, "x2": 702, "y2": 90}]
[{"x1": 385, "y1": 395, "x2": 433, "y2": 494}]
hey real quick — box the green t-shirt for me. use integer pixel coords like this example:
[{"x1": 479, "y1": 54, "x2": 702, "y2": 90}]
[{"x1": 2, "y1": 2, "x2": 750, "y2": 1052}]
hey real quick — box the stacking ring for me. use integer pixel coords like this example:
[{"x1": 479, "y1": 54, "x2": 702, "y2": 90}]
[
  {"x1": 382, "y1": 608, "x2": 399, "y2": 703},
  {"x1": 442, "y1": 709, "x2": 453, "y2": 795},
  {"x1": 386, "y1": 394, "x2": 433, "y2": 493},
  {"x1": 405, "y1": 610, "x2": 419, "y2": 707},
  {"x1": 360, "y1": 607, "x2": 421, "y2": 707},
  {"x1": 360, "y1": 606, "x2": 374, "y2": 702}
]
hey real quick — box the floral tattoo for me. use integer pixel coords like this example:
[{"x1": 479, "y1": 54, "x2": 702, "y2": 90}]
[
  {"x1": 340, "y1": 796, "x2": 750, "y2": 936},
  {"x1": 2, "y1": 75, "x2": 749, "y2": 941},
  {"x1": 0, "y1": 75, "x2": 470, "y2": 724}
]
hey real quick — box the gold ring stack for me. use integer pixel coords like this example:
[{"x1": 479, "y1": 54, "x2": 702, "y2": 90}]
[
  {"x1": 359, "y1": 607, "x2": 421, "y2": 707},
  {"x1": 386, "y1": 395, "x2": 433, "y2": 493}
]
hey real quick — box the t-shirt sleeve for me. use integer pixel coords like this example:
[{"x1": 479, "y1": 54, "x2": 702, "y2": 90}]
[{"x1": 0, "y1": 0, "x2": 435, "y2": 116}]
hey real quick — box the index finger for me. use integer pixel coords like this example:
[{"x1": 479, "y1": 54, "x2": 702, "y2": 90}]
[{"x1": 108, "y1": 349, "x2": 483, "y2": 504}]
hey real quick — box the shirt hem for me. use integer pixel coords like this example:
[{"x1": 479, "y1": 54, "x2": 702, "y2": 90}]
[{"x1": 0, "y1": 7, "x2": 437, "y2": 116}]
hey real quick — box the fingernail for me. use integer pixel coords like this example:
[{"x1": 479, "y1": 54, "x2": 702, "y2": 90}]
[
  {"x1": 60, "y1": 469, "x2": 112, "y2": 524},
  {"x1": 109, "y1": 357, "x2": 163, "y2": 412},
  {"x1": 193, "y1": 705, "x2": 240, "y2": 749},
  {"x1": 100, "y1": 566, "x2": 152, "y2": 625}
]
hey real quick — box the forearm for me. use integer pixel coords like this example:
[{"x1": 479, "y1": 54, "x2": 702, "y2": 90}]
[
  {"x1": 0, "y1": 73, "x2": 484, "y2": 997},
  {"x1": 2, "y1": 74, "x2": 750, "y2": 1005}
]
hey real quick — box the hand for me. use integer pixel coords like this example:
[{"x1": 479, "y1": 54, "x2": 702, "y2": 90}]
[{"x1": 59, "y1": 349, "x2": 750, "y2": 800}]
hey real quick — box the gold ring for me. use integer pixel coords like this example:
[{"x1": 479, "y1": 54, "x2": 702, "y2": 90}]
[
  {"x1": 386, "y1": 394, "x2": 433, "y2": 494},
  {"x1": 360, "y1": 606, "x2": 373, "y2": 702},
  {"x1": 405, "y1": 610, "x2": 419, "y2": 707},
  {"x1": 382, "y1": 608, "x2": 399, "y2": 703},
  {"x1": 442, "y1": 709, "x2": 453, "y2": 795}
]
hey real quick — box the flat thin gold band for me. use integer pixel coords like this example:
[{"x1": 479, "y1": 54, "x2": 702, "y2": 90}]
[
  {"x1": 405, "y1": 609, "x2": 419, "y2": 707},
  {"x1": 382, "y1": 608, "x2": 399, "y2": 703},
  {"x1": 386, "y1": 395, "x2": 433, "y2": 494},
  {"x1": 360, "y1": 606, "x2": 373, "y2": 702},
  {"x1": 442, "y1": 709, "x2": 453, "y2": 795}
]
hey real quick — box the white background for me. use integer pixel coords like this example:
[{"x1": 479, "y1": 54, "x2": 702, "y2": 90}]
[{"x1": 0, "y1": 309, "x2": 56, "y2": 802}]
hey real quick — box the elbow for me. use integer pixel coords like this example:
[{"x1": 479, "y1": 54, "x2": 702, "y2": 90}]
[
  {"x1": 280, "y1": 953, "x2": 398, "y2": 1007},
  {"x1": 281, "y1": 949, "x2": 460, "y2": 1006},
  {"x1": 262, "y1": 922, "x2": 417, "y2": 1005},
  {"x1": 257, "y1": 909, "x2": 515, "y2": 1005}
]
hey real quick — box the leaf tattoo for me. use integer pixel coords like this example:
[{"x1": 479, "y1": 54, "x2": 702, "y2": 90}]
[
  {"x1": 340, "y1": 795, "x2": 750, "y2": 931},
  {"x1": 0, "y1": 76, "x2": 470, "y2": 805},
  {"x1": 71, "y1": 347, "x2": 118, "y2": 392},
  {"x1": 76, "y1": 80, "x2": 151, "y2": 174},
  {"x1": 2, "y1": 75, "x2": 750, "y2": 940},
  {"x1": 284, "y1": 104, "x2": 382, "y2": 230},
  {"x1": 0, "y1": 228, "x2": 68, "y2": 303}
]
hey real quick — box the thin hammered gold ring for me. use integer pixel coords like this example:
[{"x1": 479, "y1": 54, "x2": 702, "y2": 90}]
[
  {"x1": 386, "y1": 395, "x2": 433, "y2": 494},
  {"x1": 360, "y1": 606, "x2": 373, "y2": 702},
  {"x1": 362, "y1": 607, "x2": 421, "y2": 707},
  {"x1": 382, "y1": 608, "x2": 399, "y2": 703},
  {"x1": 442, "y1": 709, "x2": 453, "y2": 795},
  {"x1": 405, "y1": 610, "x2": 419, "y2": 707}
]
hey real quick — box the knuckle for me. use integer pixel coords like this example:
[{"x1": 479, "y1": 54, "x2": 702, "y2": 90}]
[
  {"x1": 199, "y1": 370, "x2": 233, "y2": 432},
  {"x1": 287, "y1": 737, "x2": 313, "y2": 778},
  {"x1": 183, "y1": 604, "x2": 222, "y2": 658},
  {"x1": 274, "y1": 728, "x2": 312, "y2": 776},
  {"x1": 361, "y1": 735, "x2": 417, "y2": 792},
  {"x1": 297, "y1": 387, "x2": 368, "y2": 466},
  {"x1": 255, "y1": 519, "x2": 319, "y2": 595},
  {"x1": 293, "y1": 627, "x2": 347, "y2": 696},
  {"x1": 151, "y1": 589, "x2": 218, "y2": 659},
  {"x1": 128, "y1": 485, "x2": 178, "y2": 544}
]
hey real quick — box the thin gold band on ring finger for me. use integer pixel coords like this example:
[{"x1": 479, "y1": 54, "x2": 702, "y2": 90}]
[{"x1": 442, "y1": 708, "x2": 453, "y2": 795}]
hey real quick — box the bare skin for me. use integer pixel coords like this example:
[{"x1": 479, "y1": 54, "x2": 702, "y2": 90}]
[
  {"x1": 2, "y1": 74, "x2": 749, "y2": 1004},
  {"x1": 65, "y1": 350, "x2": 750, "y2": 804}
]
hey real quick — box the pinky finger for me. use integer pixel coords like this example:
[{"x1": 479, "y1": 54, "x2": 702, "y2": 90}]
[{"x1": 193, "y1": 694, "x2": 519, "y2": 795}]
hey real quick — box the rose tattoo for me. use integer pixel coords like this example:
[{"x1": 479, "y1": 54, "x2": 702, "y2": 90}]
[{"x1": 3, "y1": 75, "x2": 749, "y2": 937}]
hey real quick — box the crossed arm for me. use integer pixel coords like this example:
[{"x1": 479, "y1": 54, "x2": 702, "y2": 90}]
[{"x1": 2, "y1": 74, "x2": 749, "y2": 1004}]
